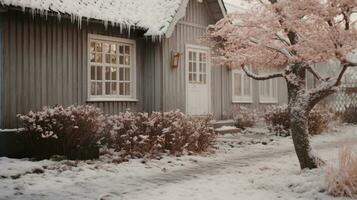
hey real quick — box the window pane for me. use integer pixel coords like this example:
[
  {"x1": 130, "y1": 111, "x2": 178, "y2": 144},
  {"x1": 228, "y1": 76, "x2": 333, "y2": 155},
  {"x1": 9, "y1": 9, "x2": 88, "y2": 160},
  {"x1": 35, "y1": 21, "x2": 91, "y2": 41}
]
[
  {"x1": 96, "y1": 82, "x2": 103, "y2": 95},
  {"x1": 124, "y1": 83, "x2": 130, "y2": 95},
  {"x1": 110, "y1": 44, "x2": 116, "y2": 53},
  {"x1": 199, "y1": 53, "x2": 206, "y2": 62},
  {"x1": 103, "y1": 43, "x2": 110, "y2": 53},
  {"x1": 119, "y1": 83, "x2": 124, "y2": 95},
  {"x1": 244, "y1": 76, "x2": 250, "y2": 96},
  {"x1": 90, "y1": 53, "x2": 95, "y2": 62},
  {"x1": 189, "y1": 73, "x2": 193, "y2": 82},
  {"x1": 192, "y1": 63, "x2": 197, "y2": 72},
  {"x1": 91, "y1": 82, "x2": 96, "y2": 95},
  {"x1": 111, "y1": 55, "x2": 117, "y2": 64},
  {"x1": 95, "y1": 42, "x2": 102, "y2": 52},
  {"x1": 111, "y1": 67, "x2": 117, "y2": 80},
  {"x1": 95, "y1": 54, "x2": 102, "y2": 63},
  {"x1": 124, "y1": 46, "x2": 130, "y2": 54},
  {"x1": 272, "y1": 79, "x2": 277, "y2": 97},
  {"x1": 192, "y1": 52, "x2": 197, "y2": 61},
  {"x1": 234, "y1": 73, "x2": 242, "y2": 96},
  {"x1": 124, "y1": 56, "x2": 130, "y2": 65},
  {"x1": 119, "y1": 56, "x2": 124, "y2": 64},
  {"x1": 111, "y1": 83, "x2": 117, "y2": 95},
  {"x1": 90, "y1": 66, "x2": 96, "y2": 80},
  {"x1": 119, "y1": 68, "x2": 124, "y2": 81},
  {"x1": 192, "y1": 74, "x2": 197, "y2": 82},
  {"x1": 105, "y1": 82, "x2": 111, "y2": 95},
  {"x1": 105, "y1": 67, "x2": 111, "y2": 80},
  {"x1": 119, "y1": 46, "x2": 124, "y2": 54},
  {"x1": 105, "y1": 54, "x2": 111, "y2": 64},
  {"x1": 266, "y1": 81, "x2": 270, "y2": 97},
  {"x1": 189, "y1": 52, "x2": 193, "y2": 61},
  {"x1": 97, "y1": 67, "x2": 102, "y2": 80},
  {"x1": 124, "y1": 68, "x2": 130, "y2": 81}
]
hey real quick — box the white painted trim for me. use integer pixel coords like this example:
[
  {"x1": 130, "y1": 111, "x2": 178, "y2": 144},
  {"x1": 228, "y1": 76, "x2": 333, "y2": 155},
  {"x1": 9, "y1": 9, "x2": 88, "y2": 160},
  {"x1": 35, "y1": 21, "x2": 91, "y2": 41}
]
[
  {"x1": 165, "y1": 0, "x2": 190, "y2": 38},
  {"x1": 231, "y1": 68, "x2": 253, "y2": 104},
  {"x1": 185, "y1": 44, "x2": 212, "y2": 114},
  {"x1": 217, "y1": 0, "x2": 227, "y2": 17},
  {"x1": 165, "y1": 0, "x2": 226, "y2": 38},
  {"x1": 177, "y1": 21, "x2": 207, "y2": 29},
  {"x1": 87, "y1": 34, "x2": 137, "y2": 102},
  {"x1": 87, "y1": 98, "x2": 139, "y2": 102}
]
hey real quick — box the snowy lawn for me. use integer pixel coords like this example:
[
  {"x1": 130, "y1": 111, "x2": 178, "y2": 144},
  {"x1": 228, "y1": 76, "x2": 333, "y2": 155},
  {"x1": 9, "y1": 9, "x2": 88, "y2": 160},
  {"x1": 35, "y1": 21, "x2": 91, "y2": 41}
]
[{"x1": 0, "y1": 125, "x2": 356, "y2": 200}]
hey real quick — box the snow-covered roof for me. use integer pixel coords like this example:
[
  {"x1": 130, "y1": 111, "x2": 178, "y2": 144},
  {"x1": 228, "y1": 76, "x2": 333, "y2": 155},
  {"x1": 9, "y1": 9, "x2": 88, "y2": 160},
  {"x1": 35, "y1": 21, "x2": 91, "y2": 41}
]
[{"x1": 0, "y1": 0, "x2": 183, "y2": 36}]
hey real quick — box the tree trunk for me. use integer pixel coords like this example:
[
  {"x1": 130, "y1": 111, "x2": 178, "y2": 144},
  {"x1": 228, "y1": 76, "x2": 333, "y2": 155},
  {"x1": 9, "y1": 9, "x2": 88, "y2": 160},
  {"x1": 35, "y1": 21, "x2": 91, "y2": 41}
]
[
  {"x1": 289, "y1": 103, "x2": 319, "y2": 169},
  {"x1": 286, "y1": 64, "x2": 322, "y2": 169}
]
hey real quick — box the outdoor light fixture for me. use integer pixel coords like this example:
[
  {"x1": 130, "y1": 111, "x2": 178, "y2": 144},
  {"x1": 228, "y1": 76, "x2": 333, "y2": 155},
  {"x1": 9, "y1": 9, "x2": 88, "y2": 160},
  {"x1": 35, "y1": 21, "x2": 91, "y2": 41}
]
[{"x1": 172, "y1": 51, "x2": 181, "y2": 68}]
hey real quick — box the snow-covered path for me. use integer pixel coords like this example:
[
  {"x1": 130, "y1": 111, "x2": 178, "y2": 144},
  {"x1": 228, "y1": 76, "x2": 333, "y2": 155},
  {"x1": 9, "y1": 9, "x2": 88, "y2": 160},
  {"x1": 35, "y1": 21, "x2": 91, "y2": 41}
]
[{"x1": 0, "y1": 125, "x2": 356, "y2": 200}]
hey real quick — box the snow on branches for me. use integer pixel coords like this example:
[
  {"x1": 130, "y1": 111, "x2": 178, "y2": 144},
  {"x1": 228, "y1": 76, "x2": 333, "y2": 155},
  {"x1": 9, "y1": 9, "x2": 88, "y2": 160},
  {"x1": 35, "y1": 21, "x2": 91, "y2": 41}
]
[{"x1": 205, "y1": 0, "x2": 357, "y2": 72}]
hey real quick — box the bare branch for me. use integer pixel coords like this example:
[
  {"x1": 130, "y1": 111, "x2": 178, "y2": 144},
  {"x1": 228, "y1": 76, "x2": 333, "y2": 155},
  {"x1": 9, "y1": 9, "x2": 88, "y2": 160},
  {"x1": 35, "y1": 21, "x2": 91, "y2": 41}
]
[
  {"x1": 306, "y1": 65, "x2": 323, "y2": 81},
  {"x1": 241, "y1": 65, "x2": 284, "y2": 80},
  {"x1": 333, "y1": 65, "x2": 348, "y2": 87}
]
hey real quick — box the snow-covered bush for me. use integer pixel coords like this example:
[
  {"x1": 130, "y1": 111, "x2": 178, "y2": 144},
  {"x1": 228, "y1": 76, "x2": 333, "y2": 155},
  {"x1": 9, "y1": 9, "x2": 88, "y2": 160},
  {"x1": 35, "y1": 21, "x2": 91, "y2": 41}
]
[
  {"x1": 264, "y1": 105, "x2": 332, "y2": 136},
  {"x1": 233, "y1": 106, "x2": 257, "y2": 130},
  {"x1": 17, "y1": 105, "x2": 108, "y2": 155},
  {"x1": 341, "y1": 106, "x2": 357, "y2": 124},
  {"x1": 264, "y1": 105, "x2": 290, "y2": 136},
  {"x1": 326, "y1": 147, "x2": 357, "y2": 198},
  {"x1": 108, "y1": 110, "x2": 215, "y2": 159}
]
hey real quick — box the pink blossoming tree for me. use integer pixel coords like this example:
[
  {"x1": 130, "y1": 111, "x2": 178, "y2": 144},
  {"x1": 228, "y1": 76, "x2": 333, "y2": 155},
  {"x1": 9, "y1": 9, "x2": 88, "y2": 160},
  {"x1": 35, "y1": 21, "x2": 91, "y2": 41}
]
[{"x1": 205, "y1": 0, "x2": 357, "y2": 169}]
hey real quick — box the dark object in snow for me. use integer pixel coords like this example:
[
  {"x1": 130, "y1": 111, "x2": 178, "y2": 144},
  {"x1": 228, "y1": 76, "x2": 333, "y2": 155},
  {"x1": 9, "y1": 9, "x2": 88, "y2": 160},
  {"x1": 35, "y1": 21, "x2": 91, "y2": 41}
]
[
  {"x1": 31, "y1": 168, "x2": 45, "y2": 174},
  {"x1": 0, "y1": 129, "x2": 31, "y2": 159},
  {"x1": 262, "y1": 142, "x2": 268, "y2": 145}
]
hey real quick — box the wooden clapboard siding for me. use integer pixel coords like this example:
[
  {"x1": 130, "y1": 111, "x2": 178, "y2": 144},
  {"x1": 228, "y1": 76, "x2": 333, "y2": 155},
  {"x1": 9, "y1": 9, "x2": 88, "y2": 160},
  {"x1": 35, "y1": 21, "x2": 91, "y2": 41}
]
[
  {"x1": 1, "y1": 10, "x2": 160, "y2": 128},
  {"x1": 162, "y1": 0, "x2": 219, "y2": 114},
  {"x1": 161, "y1": 0, "x2": 287, "y2": 119}
]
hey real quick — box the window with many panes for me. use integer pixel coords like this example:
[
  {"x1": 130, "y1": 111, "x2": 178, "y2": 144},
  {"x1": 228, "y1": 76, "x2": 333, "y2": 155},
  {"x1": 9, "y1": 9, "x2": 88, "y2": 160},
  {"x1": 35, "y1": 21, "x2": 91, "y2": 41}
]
[
  {"x1": 232, "y1": 67, "x2": 253, "y2": 103},
  {"x1": 188, "y1": 50, "x2": 208, "y2": 84},
  {"x1": 259, "y1": 78, "x2": 278, "y2": 103},
  {"x1": 88, "y1": 35, "x2": 136, "y2": 101}
]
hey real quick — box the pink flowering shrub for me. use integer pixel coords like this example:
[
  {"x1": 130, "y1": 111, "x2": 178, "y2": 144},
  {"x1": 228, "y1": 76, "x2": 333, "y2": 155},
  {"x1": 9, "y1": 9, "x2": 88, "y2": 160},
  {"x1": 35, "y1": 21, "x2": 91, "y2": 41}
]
[
  {"x1": 17, "y1": 105, "x2": 108, "y2": 156},
  {"x1": 233, "y1": 106, "x2": 257, "y2": 130},
  {"x1": 108, "y1": 110, "x2": 215, "y2": 159},
  {"x1": 326, "y1": 147, "x2": 357, "y2": 198}
]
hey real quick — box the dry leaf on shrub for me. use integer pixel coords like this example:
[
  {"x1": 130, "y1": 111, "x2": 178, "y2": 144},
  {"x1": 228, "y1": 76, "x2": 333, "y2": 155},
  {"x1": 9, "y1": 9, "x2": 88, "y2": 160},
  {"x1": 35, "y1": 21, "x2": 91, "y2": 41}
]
[{"x1": 325, "y1": 146, "x2": 357, "y2": 198}]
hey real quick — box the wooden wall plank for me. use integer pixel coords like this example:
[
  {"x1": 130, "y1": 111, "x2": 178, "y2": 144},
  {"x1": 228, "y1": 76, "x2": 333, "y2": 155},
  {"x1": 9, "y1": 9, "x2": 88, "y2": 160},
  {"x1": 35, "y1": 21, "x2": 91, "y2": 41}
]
[{"x1": 2, "y1": 11, "x2": 153, "y2": 128}]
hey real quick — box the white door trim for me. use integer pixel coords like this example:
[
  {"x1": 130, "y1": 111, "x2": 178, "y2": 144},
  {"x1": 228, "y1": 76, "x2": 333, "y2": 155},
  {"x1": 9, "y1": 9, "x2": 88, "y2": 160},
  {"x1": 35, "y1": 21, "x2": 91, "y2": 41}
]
[{"x1": 185, "y1": 44, "x2": 211, "y2": 115}]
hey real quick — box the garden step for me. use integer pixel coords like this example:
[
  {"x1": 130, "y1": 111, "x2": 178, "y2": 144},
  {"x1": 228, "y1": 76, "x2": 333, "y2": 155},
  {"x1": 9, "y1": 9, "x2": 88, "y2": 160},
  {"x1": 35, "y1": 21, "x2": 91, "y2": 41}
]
[
  {"x1": 215, "y1": 126, "x2": 240, "y2": 135},
  {"x1": 210, "y1": 120, "x2": 235, "y2": 129}
]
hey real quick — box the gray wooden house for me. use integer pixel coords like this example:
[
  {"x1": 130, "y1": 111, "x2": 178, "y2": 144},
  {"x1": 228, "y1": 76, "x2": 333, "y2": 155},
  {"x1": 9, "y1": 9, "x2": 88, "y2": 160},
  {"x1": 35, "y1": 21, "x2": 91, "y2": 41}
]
[{"x1": 0, "y1": 0, "x2": 288, "y2": 129}]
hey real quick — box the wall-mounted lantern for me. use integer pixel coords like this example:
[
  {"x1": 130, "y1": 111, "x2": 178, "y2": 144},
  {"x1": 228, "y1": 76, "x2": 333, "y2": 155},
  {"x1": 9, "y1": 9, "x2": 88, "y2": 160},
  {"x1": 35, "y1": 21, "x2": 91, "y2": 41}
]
[{"x1": 171, "y1": 51, "x2": 182, "y2": 69}]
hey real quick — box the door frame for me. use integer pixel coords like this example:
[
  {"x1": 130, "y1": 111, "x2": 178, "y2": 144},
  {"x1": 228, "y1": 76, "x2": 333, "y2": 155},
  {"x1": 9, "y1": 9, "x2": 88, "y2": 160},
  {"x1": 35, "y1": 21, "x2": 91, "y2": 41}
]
[{"x1": 185, "y1": 44, "x2": 212, "y2": 115}]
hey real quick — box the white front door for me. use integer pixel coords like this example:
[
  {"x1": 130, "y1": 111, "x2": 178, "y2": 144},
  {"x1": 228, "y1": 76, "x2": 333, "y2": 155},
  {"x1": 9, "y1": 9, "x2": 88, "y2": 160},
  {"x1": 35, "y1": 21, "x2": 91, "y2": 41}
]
[{"x1": 186, "y1": 45, "x2": 211, "y2": 115}]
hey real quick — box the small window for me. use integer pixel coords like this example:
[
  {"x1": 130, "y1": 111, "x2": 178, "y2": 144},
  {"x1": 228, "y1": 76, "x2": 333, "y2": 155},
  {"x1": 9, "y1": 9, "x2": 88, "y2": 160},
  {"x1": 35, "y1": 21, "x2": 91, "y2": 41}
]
[
  {"x1": 88, "y1": 35, "x2": 136, "y2": 101},
  {"x1": 232, "y1": 67, "x2": 253, "y2": 103},
  {"x1": 188, "y1": 50, "x2": 208, "y2": 84},
  {"x1": 259, "y1": 78, "x2": 278, "y2": 103}
]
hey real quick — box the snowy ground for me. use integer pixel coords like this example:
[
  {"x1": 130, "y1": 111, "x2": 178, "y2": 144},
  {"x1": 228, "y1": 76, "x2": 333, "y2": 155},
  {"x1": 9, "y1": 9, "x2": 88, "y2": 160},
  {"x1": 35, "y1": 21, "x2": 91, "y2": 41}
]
[{"x1": 0, "y1": 125, "x2": 356, "y2": 200}]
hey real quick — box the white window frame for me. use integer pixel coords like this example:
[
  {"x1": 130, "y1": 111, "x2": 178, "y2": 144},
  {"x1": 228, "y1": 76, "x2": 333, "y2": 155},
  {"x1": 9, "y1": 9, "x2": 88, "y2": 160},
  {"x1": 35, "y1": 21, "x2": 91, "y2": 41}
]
[
  {"x1": 87, "y1": 34, "x2": 137, "y2": 102},
  {"x1": 232, "y1": 67, "x2": 253, "y2": 103},
  {"x1": 259, "y1": 78, "x2": 278, "y2": 103}
]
